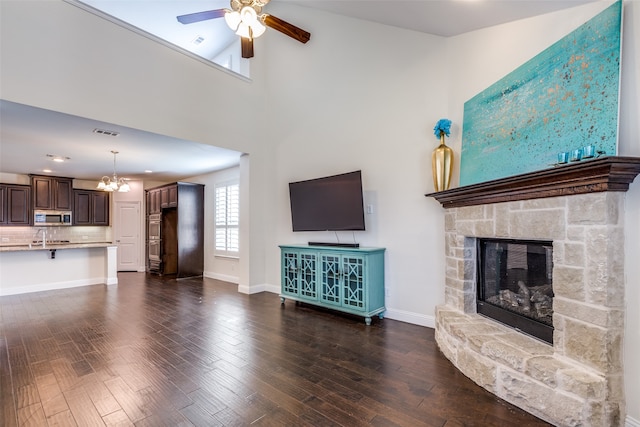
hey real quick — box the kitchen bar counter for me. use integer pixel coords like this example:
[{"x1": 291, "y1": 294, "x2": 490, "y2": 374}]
[
  {"x1": 0, "y1": 244, "x2": 117, "y2": 296},
  {"x1": 0, "y1": 242, "x2": 113, "y2": 252}
]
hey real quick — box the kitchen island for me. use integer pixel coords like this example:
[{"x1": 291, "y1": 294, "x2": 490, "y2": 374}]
[{"x1": 0, "y1": 242, "x2": 117, "y2": 296}]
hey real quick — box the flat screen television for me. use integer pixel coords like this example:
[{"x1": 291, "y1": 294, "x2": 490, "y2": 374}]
[{"x1": 289, "y1": 170, "x2": 366, "y2": 232}]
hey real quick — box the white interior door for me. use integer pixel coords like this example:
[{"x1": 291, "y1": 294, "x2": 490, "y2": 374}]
[{"x1": 114, "y1": 201, "x2": 141, "y2": 271}]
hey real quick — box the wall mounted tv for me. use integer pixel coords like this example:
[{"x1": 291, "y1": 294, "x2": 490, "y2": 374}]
[{"x1": 289, "y1": 170, "x2": 366, "y2": 232}]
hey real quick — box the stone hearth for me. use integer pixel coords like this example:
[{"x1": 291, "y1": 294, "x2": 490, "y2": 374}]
[{"x1": 426, "y1": 157, "x2": 640, "y2": 427}]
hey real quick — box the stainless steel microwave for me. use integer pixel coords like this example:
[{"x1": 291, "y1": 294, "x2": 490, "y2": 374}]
[{"x1": 34, "y1": 210, "x2": 72, "y2": 226}]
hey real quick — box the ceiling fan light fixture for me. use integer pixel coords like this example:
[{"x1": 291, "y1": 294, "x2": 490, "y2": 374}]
[
  {"x1": 177, "y1": 0, "x2": 309, "y2": 57},
  {"x1": 224, "y1": 10, "x2": 241, "y2": 30},
  {"x1": 238, "y1": 24, "x2": 265, "y2": 39},
  {"x1": 240, "y1": 6, "x2": 258, "y2": 26},
  {"x1": 235, "y1": 22, "x2": 250, "y2": 38},
  {"x1": 250, "y1": 19, "x2": 266, "y2": 37},
  {"x1": 229, "y1": 6, "x2": 266, "y2": 39}
]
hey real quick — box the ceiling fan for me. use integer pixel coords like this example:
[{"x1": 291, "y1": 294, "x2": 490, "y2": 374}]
[{"x1": 177, "y1": 0, "x2": 311, "y2": 59}]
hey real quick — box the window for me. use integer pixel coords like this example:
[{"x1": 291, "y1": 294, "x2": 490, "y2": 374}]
[{"x1": 215, "y1": 181, "x2": 239, "y2": 256}]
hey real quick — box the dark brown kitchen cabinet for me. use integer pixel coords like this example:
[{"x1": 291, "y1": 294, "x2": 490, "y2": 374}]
[
  {"x1": 0, "y1": 184, "x2": 31, "y2": 226},
  {"x1": 160, "y1": 185, "x2": 178, "y2": 208},
  {"x1": 146, "y1": 184, "x2": 178, "y2": 214},
  {"x1": 30, "y1": 175, "x2": 73, "y2": 210},
  {"x1": 148, "y1": 189, "x2": 161, "y2": 214},
  {"x1": 73, "y1": 190, "x2": 110, "y2": 226},
  {"x1": 145, "y1": 182, "x2": 204, "y2": 278},
  {"x1": 0, "y1": 186, "x2": 4, "y2": 224}
]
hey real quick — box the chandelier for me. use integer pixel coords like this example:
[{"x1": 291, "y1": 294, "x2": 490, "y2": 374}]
[{"x1": 97, "y1": 150, "x2": 130, "y2": 192}]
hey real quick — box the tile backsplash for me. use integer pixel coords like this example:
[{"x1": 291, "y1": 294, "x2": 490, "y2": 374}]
[{"x1": 0, "y1": 226, "x2": 112, "y2": 245}]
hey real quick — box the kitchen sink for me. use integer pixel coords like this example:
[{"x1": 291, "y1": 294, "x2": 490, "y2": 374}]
[{"x1": 32, "y1": 240, "x2": 71, "y2": 245}]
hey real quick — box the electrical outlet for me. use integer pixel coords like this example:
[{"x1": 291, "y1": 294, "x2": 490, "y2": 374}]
[
  {"x1": 366, "y1": 204, "x2": 374, "y2": 214},
  {"x1": 385, "y1": 288, "x2": 390, "y2": 297}
]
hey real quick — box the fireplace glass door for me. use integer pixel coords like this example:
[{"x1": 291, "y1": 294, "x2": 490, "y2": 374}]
[{"x1": 477, "y1": 238, "x2": 554, "y2": 344}]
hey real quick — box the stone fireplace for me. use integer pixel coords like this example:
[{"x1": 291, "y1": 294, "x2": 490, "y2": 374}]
[{"x1": 426, "y1": 157, "x2": 640, "y2": 427}]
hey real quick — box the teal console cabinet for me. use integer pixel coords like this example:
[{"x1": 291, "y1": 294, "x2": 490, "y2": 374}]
[{"x1": 279, "y1": 245, "x2": 385, "y2": 325}]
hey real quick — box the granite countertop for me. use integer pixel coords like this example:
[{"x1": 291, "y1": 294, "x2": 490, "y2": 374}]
[{"x1": 0, "y1": 242, "x2": 115, "y2": 252}]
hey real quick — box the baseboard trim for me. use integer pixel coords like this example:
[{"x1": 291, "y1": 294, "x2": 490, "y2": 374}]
[
  {"x1": 627, "y1": 415, "x2": 640, "y2": 427},
  {"x1": 263, "y1": 284, "x2": 281, "y2": 294},
  {"x1": 204, "y1": 272, "x2": 239, "y2": 284},
  {"x1": 383, "y1": 308, "x2": 435, "y2": 328},
  {"x1": 237, "y1": 283, "x2": 271, "y2": 294}
]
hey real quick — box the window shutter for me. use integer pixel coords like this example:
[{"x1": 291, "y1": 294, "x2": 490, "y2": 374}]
[{"x1": 215, "y1": 182, "x2": 239, "y2": 255}]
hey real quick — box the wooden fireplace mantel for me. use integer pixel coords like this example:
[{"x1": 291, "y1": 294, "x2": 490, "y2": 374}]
[{"x1": 426, "y1": 156, "x2": 640, "y2": 208}]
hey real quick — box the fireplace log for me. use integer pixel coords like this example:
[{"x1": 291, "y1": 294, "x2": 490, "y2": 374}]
[
  {"x1": 517, "y1": 281, "x2": 531, "y2": 312},
  {"x1": 486, "y1": 280, "x2": 554, "y2": 325}
]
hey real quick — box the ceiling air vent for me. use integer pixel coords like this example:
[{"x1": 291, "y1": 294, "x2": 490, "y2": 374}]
[{"x1": 93, "y1": 128, "x2": 120, "y2": 137}]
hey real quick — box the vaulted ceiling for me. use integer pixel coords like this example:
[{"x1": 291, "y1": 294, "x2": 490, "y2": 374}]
[{"x1": 1, "y1": 0, "x2": 600, "y2": 181}]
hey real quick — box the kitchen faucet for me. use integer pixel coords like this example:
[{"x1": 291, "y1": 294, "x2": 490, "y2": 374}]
[{"x1": 34, "y1": 228, "x2": 46, "y2": 248}]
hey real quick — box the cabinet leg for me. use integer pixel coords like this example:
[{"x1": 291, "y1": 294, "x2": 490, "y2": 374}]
[
  {"x1": 378, "y1": 312, "x2": 385, "y2": 319},
  {"x1": 365, "y1": 317, "x2": 372, "y2": 326},
  {"x1": 280, "y1": 297, "x2": 285, "y2": 304}
]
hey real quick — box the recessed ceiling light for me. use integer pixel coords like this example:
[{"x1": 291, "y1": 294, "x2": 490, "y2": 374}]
[
  {"x1": 93, "y1": 128, "x2": 120, "y2": 137},
  {"x1": 46, "y1": 154, "x2": 70, "y2": 162},
  {"x1": 42, "y1": 169, "x2": 52, "y2": 173},
  {"x1": 145, "y1": 170, "x2": 153, "y2": 174}
]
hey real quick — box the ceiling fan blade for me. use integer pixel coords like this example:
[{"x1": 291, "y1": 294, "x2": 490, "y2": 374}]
[
  {"x1": 177, "y1": 9, "x2": 226, "y2": 25},
  {"x1": 241, "y1": 37, "x2": 254, "y2": 58},
  {"x1": 263, "y1": 14, "x2": 310, "y2": 44}
]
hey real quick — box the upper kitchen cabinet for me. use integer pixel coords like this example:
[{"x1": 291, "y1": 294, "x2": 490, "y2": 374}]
[
  {"x1": 148, "y1": 189, "x2": 161, "y2": 214},
  {"x1": 30, "y1": 175, "x2": 73, "y2": 210},
  {"x1": 0, "y1": 185, "x2": 4, "y2": 224},
  {"x1": 0, "y1": 184, "x2": 31, "y2": 226},
  {"x1": 161, "y1": 185, "x2": 178, "y2": 209},
  {"x1": 74, "y1": 190, "x2": 110, "y2": 226},
  {"x1": 146, "y1": 184, "x2": 177, "y2": 214}
]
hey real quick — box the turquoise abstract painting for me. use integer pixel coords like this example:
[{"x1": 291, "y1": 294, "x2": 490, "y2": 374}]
[{"x1": 460, "y1": 1, "x2": 622, "y2": 186}]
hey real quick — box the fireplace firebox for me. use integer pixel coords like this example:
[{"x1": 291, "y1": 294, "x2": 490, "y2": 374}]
[{"x1": 477, "y1": 238, "x2": 554, "y2": 344}]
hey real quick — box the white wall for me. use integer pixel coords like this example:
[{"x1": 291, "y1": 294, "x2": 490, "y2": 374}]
[
  {"x1": 1, "y1": 0, "x2": 638, "y2": 422},
  {"x1": 265, "y1": 5, "x2": 449, "y2": 324},
  {"x1": 621, "y1": 0, "x2": 640, "y2": 421},
  {"x1": 0, "y1": 173, "x2": 29, "y2": 185},
  {"x1": 186, "y1": 166, "x2": 241, "y2": 284}
]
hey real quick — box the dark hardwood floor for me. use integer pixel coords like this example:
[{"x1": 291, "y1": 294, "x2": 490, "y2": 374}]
[{"x1": 1, "y1": 273, "x2": 552, "y2": 426}]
